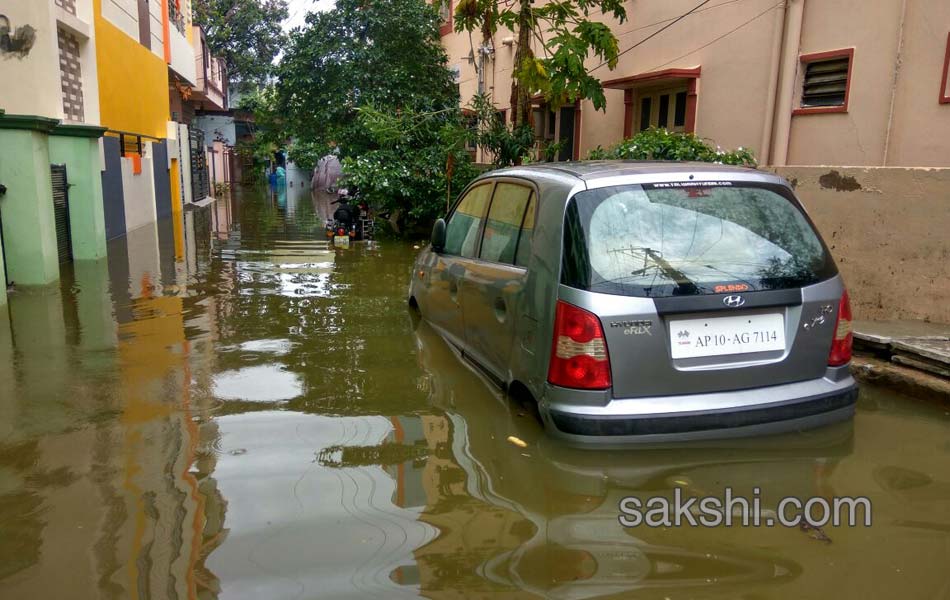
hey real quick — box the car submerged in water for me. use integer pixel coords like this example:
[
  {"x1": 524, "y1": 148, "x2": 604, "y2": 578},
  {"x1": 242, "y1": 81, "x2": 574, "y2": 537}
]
[{"x1": 408, "y1": 161, "x2": 857, "y2": 444}]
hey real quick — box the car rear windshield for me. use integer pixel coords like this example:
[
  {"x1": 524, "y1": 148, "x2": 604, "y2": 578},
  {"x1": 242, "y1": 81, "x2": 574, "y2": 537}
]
[{"x1": 561, "y1": 182, "x2": 837, "y2": 297}]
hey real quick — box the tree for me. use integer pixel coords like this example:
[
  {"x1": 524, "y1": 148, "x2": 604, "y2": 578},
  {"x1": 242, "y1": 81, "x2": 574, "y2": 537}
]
[
  {"x1": 341, "y1": 106, "x2": 479, "y2": 231},
  {"x1": 276, "y1": 0, "x2": 460, "y2": 157},
  {"x1": 234, "y1": 85, "x2": 286, "y2": 176},
  {"x1": 273, "y1": 0, "x2": 477, "y2": 229},
  {"x1": 193, "y1": 0, "x2": 289, "y2": 84},
  {"x1": 467, "y1": 93, "x2": 535, "y2": 167},
  {"x1": 453, "y1": 0, "x2": 627, "y2": 128}
]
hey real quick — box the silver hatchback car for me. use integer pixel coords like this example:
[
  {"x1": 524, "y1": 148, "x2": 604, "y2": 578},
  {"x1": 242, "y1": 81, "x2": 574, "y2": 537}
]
[{"x1": 408, "y1": 161, "x2": 857, "y2": 443}]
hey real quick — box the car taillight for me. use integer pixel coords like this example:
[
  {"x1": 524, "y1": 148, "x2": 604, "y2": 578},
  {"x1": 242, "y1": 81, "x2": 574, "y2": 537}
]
[
  {"x1": 828, "y1": 290, "x2": 853, "y2": 366},
  {"x1": 548, "y1": 300, "x2": 611, "y2": 390}
]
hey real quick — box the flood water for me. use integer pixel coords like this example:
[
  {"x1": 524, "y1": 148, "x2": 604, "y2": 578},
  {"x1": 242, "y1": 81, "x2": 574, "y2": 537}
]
[{"x1": 1, "y1": 184, "x2": 949, "y2": 599}]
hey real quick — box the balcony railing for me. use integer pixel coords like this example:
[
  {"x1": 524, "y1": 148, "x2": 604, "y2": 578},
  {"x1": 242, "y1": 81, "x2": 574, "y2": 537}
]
[{"x1": 169, "y1": 0, "x2": 187, "y2": 34}]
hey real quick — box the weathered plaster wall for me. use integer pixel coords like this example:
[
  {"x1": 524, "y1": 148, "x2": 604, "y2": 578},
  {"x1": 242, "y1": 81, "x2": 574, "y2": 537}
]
[
  {"x1": 772, "y1": 166, "x2": 950, "y2": 323},
  {"x1": 0, "y1": 2, "x2": 61, "y2": 119}
]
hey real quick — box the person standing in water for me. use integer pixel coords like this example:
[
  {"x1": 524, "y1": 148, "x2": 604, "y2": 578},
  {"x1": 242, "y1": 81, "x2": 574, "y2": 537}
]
[{"x1": 312, "y1": 143, "x2": 342, "y2": 222}]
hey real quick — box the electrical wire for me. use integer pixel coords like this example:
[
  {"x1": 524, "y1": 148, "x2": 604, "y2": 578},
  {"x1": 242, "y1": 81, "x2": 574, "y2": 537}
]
[
  {"x1": 645, "y1": 1, "x2": 784, "y2": 72},
  {"x1": 591, "y1": 0, "x2": 715, "y2": 72},
  {"x1": 616, "y1": 0, "x2": 747, "y2": 38}
]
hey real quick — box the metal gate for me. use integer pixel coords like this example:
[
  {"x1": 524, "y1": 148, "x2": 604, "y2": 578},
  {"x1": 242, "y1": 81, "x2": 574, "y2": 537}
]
[
  {"x1": 0, "y1": 208, "x2": 9, "y2": 286},
  {"x1": 51, "y1": 164, "x2": 72, "y2": 263},
  {"x1": 189, "y1": 129, "x2": 210, "y2": 202}
]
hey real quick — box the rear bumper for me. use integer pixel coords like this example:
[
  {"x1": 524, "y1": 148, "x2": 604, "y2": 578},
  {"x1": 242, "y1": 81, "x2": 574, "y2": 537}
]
[{"x1": 541, "y1": 370, "x2": 858, "y2": 444}]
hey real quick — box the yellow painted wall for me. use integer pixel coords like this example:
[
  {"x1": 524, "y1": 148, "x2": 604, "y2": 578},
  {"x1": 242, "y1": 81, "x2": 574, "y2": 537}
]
[
  {"x1": 170, "y1": 159, "x2": 185, "y2": 260},
  {"x1": 94, "y1": 0, "x2": 170, "y2": 138}
]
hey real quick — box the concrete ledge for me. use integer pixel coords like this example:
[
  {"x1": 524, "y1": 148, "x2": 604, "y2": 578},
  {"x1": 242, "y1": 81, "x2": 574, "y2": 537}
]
[
  {"x1": 852, "y1": 356, "x2": 950, "y2": 402},
  {"x1": 0, "y1": 113, "x2": 60, "y2": 133},
  {"x1": 852, "y1": 319, "x2": 950, "y2": 400},
  {"x1": 187, "y1": 196, "x2": 216, "y2": 209},
  {"x1": 51, "y1": 123, "x2": 107, "y2": 139}
]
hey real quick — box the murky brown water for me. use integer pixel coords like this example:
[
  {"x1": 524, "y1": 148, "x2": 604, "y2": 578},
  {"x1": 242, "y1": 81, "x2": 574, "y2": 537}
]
[{"x1": 1, "y1": 185, "x2": 949, "y2": 599}]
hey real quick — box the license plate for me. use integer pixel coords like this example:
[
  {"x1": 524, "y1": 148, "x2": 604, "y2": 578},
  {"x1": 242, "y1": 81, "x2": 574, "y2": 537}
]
[
  {"x1": 669, "y1": 313, "x2": 785, "y2": 359},
  {"x1": 334, "y1": 235, "x2": 350, "y2": 248}
]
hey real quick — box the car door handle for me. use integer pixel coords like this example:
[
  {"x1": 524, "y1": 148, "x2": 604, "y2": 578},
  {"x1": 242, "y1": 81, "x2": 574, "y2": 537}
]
[
  {"x1": 493, "y1": 297, "x2": 507, "y2": 323},
  {"x1": 449, "y1": 279, "x2": 459, "y2": 304}
]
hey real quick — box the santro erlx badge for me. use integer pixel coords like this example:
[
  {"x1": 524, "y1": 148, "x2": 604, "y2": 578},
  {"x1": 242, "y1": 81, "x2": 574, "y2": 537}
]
[{"x1": 723, "y1": 295, "x2": 746, "y2": 308}]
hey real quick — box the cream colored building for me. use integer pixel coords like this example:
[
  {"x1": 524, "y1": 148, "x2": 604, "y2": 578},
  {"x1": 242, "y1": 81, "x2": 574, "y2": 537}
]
[{"x1": 439, "y1": 0, "x2": 950, "y2": 167}]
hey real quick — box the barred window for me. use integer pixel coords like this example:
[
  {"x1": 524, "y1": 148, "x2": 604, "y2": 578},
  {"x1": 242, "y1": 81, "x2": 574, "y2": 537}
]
[
  {"x1": 54, "y1": 0, "x2": 77, "y2": 16},
  {"x1": 58, "y1": 28, "x2": 85, "y2": 123}
]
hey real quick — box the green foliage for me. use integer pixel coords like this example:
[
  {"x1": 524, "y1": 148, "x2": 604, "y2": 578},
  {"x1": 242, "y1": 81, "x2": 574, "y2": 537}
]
[
  {"x1": 587, "y1": 128, "x2": 758, "y2": 166},
  {"x1": 236, "y1": 86, "x2": 284, "y2": 160},
  {"x1": 341, "y1": 106, "x2": 480, "y2": 226},
  {"x1": 466, "y1": 94, "x2": 535, "y2": 167},
  {"x1": 272, "y1": 0, "x2": 474, "y2": 230},
  {"x1": 276, "y1": 0, "x2": 459, "y2": 156},
  {"x1": 454, "y1": 0, "x2": 626, "y2": 122},
  {"x1": 192, "y1": 0, "x2": 288, "y2": 84}
]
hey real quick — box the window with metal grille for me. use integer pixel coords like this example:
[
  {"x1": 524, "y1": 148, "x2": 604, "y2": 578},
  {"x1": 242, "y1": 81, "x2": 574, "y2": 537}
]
[
  {"x1": 437, "y1": 0, "x2": 452, "y2": 36},
  {"x1": 57, "y1": 28, "x2": 85, "y2": 123},
  {"x1": 797, "y1": 49, "x2": 853, "y2": 113},
  {"x1": 54, "y1": 0, "x2": 77, "y2": 16}
]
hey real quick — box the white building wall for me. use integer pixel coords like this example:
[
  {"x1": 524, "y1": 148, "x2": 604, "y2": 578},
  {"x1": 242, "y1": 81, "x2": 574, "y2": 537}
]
[
  {"x1": 121, "y1": 143, "x2": 158, "y2": 233},
  {"x1": 177, "y1": 123, "x2": 194, "y2": 205},
  {"x1": 101, "y1": 0, "x2": 138, "y2": 41},
  {"x1": 168, "y1": 27, "x2": 197, "y2": 85},
  {"x1": 194, "y1": 115, "x2": 237, "y2": 146},
  {"x1": 148, "y1": 0, "x2": 164, "y2": 59},
  {"x1": 0, "y1": 2, "x2": 63, "y2": 119}
]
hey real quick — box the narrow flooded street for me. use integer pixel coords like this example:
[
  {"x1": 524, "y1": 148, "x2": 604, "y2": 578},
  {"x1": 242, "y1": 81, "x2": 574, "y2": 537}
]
[{"x1": 1, "y1": 185, "x2": 949, "y2": 599}]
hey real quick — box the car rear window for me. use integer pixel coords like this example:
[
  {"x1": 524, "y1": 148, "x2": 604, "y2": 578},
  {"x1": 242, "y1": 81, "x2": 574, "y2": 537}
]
[{"x1": 561, "y1": 182, "x2": 837, "y2": 297}]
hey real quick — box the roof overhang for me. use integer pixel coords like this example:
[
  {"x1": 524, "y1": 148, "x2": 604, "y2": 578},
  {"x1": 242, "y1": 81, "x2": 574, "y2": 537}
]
[{"x1": 602, "y1": 67, "x2": 701, "y2": 90}]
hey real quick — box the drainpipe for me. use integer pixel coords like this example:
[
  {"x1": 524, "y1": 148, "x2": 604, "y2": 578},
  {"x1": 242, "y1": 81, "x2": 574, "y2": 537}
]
[
  {"x1": 759, "y1": 2, "x2": 787, "y2": 166},
  {"x1": 770, "y1": 0, "x2": 805, "y2": 166}
]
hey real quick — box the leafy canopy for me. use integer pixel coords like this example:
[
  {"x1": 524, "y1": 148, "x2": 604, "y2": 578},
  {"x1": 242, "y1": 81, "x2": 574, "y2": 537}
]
[
  {"x1": 276, "y1": 0, "x2": 460, "y2": 158},
  {"x1": 193, "y1": 0, "x2": 289, "y2": 84},
  {"x1": 342, "y1": 106, "x2": 479, "y2": 225},
  {"x1": 273, "y1": 0, "x2": 478, "y2": 228}
]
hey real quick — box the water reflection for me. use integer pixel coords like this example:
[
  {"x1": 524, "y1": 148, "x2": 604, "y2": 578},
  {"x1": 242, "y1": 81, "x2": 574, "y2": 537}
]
[
  {"x1": 0, "y1": 185, "x2": 947, "y2": 599},
  {"x1": 213, "y1": 365, "x2": 303, "y2": 402}
]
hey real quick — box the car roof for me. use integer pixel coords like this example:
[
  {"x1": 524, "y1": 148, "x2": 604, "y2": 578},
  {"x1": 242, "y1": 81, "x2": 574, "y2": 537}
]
[{"x1": 483, "y1": 160, "x2": 783, "y2": 185}]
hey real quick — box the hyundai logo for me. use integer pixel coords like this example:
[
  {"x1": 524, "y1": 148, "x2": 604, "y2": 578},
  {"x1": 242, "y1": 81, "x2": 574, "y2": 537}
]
[{"x1": 723, "y1": 295, "x2": 746, "y2": 308}]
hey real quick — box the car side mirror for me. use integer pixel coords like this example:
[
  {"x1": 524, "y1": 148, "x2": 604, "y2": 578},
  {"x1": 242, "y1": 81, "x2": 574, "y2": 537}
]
[{"x1": 430, "y1": 218, "x2": 447, "y2": 252}]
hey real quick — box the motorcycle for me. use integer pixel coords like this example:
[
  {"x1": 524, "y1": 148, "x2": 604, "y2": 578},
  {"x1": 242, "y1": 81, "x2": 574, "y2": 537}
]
[{"x1": 325, "y1": 189, "x2": 365, "y2": 248}]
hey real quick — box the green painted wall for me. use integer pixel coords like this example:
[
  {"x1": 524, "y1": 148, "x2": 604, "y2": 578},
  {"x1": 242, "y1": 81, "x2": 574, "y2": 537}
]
[
  {"x1": 49, "y1": 135, "x2": 108, "y2": 260},
  {"x1": 0, "y1": 129, "x2": 61, "y2": 286},
  {"x1": 72, "y1": 258, "x2": 117, "y2": 355}
]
